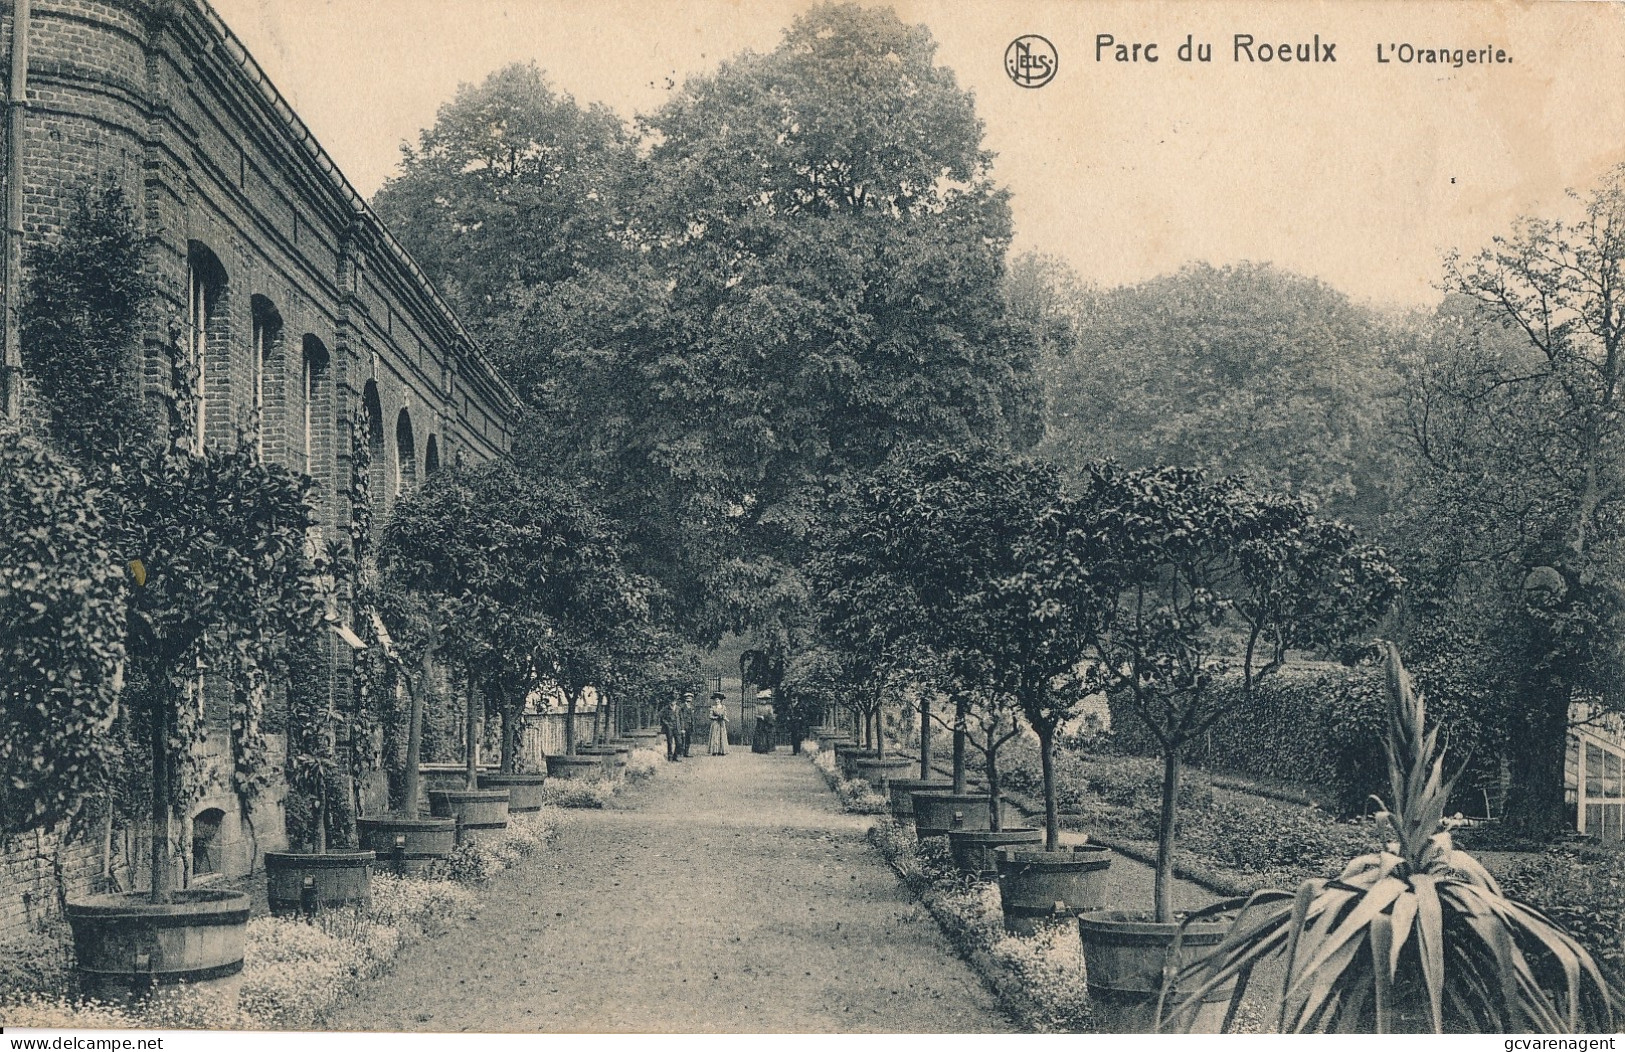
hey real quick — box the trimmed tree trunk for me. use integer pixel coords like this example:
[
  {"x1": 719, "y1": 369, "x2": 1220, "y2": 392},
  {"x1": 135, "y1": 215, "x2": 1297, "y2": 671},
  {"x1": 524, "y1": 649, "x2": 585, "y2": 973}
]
[
  {"x1": 952, "y1": 694, "x2": 968, "y2": 794},
  {"x1": 1155, "y1": 744, "x2": 1182, "y2": 924},
  {"x1": 1038, "y1": 723, "x2": 1059, "y2": 852},
  {"x1": 401, "y1": 651, "x2": 429, "y2": 817},
  {"x1": 919, "y1": 695, "x2": 932, "y2": 780},
  {"x1": 317, "y1": 665, "x2": 338, "y2": 854},
  {"x1": 565, "y1": 688, "x2": 578, "y2": 754},
  {"x1": 464, "y1": 670, "x2": 480, "y2": 791},
  {"x1": 312, "y1": 794, "x2": 327, "y2": 854},
  {"x1": 874, "y1": 691, "x2": 886, "y2": 760},
  {"x1": 984, "y1": 725, "x2": 1002, "y2": 833},
  {"x1": 150, "y1": 681, "x2": 174, "y2": 903},
  {"x1": 500, "y1": 699, "x2": 519, "y2": 774}
]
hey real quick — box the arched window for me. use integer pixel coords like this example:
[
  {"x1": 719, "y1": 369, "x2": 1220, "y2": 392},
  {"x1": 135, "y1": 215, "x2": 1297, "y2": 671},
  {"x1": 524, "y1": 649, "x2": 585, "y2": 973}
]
[
  {"x1": 395, "y1": 408, "x2": 417, "y2": 495},
  {"x1": 250, "y1": 296, "x2": 283, "y2": 460},
  {"x1": 362, "y1": 380, "x2": 387, "y2": 514},
  {"x1": 192, "y1": 808, "x2": 226, "y2": 877},
  {"x1": 185, "y1": 243, "x2": 227, "y2": 448},
  {"x1": 424, "y1": 434, "x2": 440, "y2": 476},
  {"x1": 300, "y1": 336, "x2": 330, "y2": 477}
]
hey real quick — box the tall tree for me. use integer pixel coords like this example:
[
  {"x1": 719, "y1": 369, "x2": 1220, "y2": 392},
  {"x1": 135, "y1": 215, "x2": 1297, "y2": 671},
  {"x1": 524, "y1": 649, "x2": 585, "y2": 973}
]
[
  {"x1": 372, "y1": 62, "x2": 634, "y2": 337},
  {"x1": 541, "y1": 1, "x2": 1042, "y2": 642},
  {"x1": 376, "y1": 5, "x2": 1043, "y2": 652},
  {"x1": 635, "y1": 3, "x2": 1040, "y2": 531},
  {"x1": 1394, "y1": 164, "x2": 1625, "y2": 834},
  {"x1": 1039, "y1": 261, "x2": 1397, "y2": 525}
]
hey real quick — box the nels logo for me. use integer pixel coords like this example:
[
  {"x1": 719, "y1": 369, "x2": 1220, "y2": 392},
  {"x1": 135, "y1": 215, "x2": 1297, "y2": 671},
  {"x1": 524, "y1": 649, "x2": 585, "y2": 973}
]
[{"x1": 1005, "y1": 35, "x2": 1058, "y2": 88}]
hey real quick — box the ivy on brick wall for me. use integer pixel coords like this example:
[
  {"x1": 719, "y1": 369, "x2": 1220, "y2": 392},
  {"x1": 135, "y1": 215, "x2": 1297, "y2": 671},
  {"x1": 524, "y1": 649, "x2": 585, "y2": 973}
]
[
  {"x1": 19, "y1": 180, "x2": 157, "y2": 464},
  {"x1": 0, "y1": 430, "x2": 127, "y2": 841},
  {"x1": 5, "y1": 177, "x2": 334, "y2": 895}
]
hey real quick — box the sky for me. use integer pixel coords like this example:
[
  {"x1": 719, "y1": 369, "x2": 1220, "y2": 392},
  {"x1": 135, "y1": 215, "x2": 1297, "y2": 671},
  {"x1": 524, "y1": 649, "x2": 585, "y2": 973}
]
[{"x1": 207, "y1": 0, "x2": 1625, "y2": 308}]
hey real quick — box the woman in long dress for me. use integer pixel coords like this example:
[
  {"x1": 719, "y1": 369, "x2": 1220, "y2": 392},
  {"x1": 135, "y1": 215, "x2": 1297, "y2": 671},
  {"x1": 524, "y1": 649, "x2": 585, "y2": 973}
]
[
  {"x1": 708, "y1": 693, "x2": 729, "y2": 755},
  {"x1": 752, "y1": 699, "x2": 776, "y2": 754}
]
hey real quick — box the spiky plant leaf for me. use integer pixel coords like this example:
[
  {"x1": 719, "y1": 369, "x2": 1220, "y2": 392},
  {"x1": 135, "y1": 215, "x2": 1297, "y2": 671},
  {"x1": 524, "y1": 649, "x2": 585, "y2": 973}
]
[{"x1": 1162, "y1": 642, "x2": 1616, "y2": 1033}]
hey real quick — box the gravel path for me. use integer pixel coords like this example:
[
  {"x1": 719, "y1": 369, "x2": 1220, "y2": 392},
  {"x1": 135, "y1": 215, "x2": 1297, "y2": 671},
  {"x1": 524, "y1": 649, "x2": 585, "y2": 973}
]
[{"x1": 328, "y1": 749, "x2": 1014, "y2": 1033}]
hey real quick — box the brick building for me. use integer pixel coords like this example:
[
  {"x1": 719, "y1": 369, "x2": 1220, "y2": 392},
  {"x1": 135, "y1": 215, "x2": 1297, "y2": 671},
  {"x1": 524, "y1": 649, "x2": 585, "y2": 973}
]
[{"x1": 0, "y1": 0, "x2": 520, "y2": 934}]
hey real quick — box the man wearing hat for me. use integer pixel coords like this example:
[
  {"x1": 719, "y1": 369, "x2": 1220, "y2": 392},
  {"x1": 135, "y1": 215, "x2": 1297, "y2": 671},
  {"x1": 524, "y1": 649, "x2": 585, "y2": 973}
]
[
  {"x1": 679, "y1": 692, "x2": 697, "y2": 757},
  {"x1": 659, "y1": 697, "x2": 682, "y2": 762}
]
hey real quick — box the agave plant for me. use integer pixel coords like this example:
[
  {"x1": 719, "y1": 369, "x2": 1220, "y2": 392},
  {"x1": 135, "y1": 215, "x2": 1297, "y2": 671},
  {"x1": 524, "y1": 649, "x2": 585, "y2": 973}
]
[{"x1": 1160, "y1": 642, "x2": 1615, "y2": 1033}]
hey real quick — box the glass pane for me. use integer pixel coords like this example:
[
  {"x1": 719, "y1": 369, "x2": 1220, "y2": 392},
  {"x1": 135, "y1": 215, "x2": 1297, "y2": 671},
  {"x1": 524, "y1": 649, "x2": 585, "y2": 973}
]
[
  {"x1": 1608, "y1": 750, "x2": 1622, "y2": 799},
  {"x1": 1587, "y1": 744, "x2": 1605, "y2": 798}
]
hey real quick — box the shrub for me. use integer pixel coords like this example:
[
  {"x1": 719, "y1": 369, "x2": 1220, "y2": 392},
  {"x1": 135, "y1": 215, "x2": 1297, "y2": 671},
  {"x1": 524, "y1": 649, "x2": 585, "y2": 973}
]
[
  {"x1": 835, "y1": 777, "x2": 890, "y2": 814},
  {"x1": 1499, "y1": 848, "x2": 1625, "y2": 983},
  {"x1": 1179, "y1": 797, "x2": 1376, "y2": 879},
  {"x1": 626, "y1": 748, "x2": 661, "y2": 782},
  {"x1": 438, "y1": 810, "x2": 555, "y2": 884},
  {"x1": 0, "y1": 919, "x2": 76, "y2": 1002},
  {"x1": 0, "y1": 430, "x2": 127, "y2": 839},
  {"x1": 539, "y1": 778, "x2": 614, "y2": 809},
  {"x1": 806, "y1": 746, "x2": 889, "y2": 813},
  {"x1": 988, "y1": 922, "x2": 1092, "y2": 1031},
  {"x1": 367, "y1": 873, "x2": 480, "y2": 937},
  {"x1": 239, "y1": 915, "x2": 388, "y2": 1028},
  {"x1": 1105, "y1": 663, "x2": 1496, "y2": 817}
]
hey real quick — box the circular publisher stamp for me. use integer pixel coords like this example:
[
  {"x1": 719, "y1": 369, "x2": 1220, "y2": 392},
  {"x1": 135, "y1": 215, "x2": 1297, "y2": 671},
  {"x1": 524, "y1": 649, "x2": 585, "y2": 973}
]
[{"x1": 1005, "y1": 35, "x2": 1058, "y2": 88}]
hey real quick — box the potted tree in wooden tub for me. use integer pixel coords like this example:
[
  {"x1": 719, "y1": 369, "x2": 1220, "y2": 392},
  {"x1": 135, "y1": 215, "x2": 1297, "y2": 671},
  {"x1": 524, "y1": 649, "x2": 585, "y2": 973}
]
[
  {"x1": 354, "y1": 489, "x2": 458, "y2": 875},
  {"x1": 376, "y1": 463, "x2": 552, "y2": 844},
  {"x1": 1060, "y1": 465, "x2": 1398, "y2": 1032},
  {"x1": 983, "y1": 473, "x2": 1118, "y2": 935},
  {"x1": 816, "y1": 445, "x2": 1041, "y2": 856},
  {"x1": 267, "y1": 418, "x2": 379, "y2": 914},
  {"x1": 265, "y1": 594, "x2": 377, "y2": 916},
  {"x1": 66, "y1": 339, "x2": 328, "y2": 1009},
  {"x1": 547, "y1": 550, "x2": 650, "y2": 781}
]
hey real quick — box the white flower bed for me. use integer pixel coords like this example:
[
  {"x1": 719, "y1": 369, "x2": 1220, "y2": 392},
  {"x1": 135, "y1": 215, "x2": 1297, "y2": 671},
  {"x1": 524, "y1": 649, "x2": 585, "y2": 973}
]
[
  {"x1": 626, "y1": 748, "x2": 661, "y2": 782},
  {"x1": 867, "y1": 818, "x2": 1094, "y2": 1032},
  {"x1": 0, "y1": 813, "x2": 557, "y2": 1031},
  {"x1": 808, "y1": 745, "x2": 889, "y2": 813}
]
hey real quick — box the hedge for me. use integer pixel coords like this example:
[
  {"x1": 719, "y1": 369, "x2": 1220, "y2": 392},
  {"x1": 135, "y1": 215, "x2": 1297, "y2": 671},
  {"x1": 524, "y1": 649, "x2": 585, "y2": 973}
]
[{"x1": 1103, "y1": 662, "x2": 1497, "y2": 817}]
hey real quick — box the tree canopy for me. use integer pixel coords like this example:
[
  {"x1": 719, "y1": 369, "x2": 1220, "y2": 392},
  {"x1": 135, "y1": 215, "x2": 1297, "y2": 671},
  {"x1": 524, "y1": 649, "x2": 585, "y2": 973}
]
[
  {"x1": 1037, "y1": 260, "x2": 1397, "y2": 525},
  {"x1": 374, "y1": 4, "x2": 1042, "y2": 649},
  {"x1": 372, "y1": 62, "x2": 635, "y2": 336},
  {"x1": 1388, "y1": 164, "x2": 1625, "y2": 833}
]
